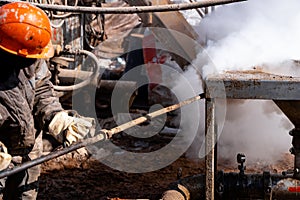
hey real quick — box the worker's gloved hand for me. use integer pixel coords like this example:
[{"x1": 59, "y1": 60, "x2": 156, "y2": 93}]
[
  {"x1": 0, "y1": 142, "x2": 12, "y2": 171},
  {"x1": 48, "y1": 111, "x2": 95, "y2": 146}
]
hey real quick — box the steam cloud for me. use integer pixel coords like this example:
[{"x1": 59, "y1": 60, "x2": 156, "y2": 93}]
[
  {"x1": 177, "y1": 0, "x2": 297, "y2": 166},
  {"x1": 196, "y1": 0, "x2": 300, "y2": 77},
  {"x1": 218, "y1": 100, "x2": 293, "y2": 165}
]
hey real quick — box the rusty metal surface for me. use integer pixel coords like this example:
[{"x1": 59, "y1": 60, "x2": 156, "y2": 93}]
[
  {"x1": 205, "y1": 99, "x2": 216, "y2": 200},
  {"x1": 204, "y1": 70, "x2": 300, "y2": 200},
  {"x1": 127, "y1": 0, "x2": 199, "y2": 67},
  {"x1": 274, "y1": 101, "x2": 300, "y2": 127},
  {"x1": 51, "y1": 15, "x2": 83, "y2": 69},
  {"x1": 150, "y1": 0, "x2": 199, "y2": 67},
  {"x1": 205, "y1": 70, "x2": 300, "y2": 100},
  {"x1": 92, "y1": 1, "x2": 142, "y2": 59}
]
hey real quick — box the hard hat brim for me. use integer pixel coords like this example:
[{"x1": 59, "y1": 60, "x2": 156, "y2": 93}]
[
  {"x1": 25, "y1": 40, "x2": 54, "y2": 59},
  {"x1": 0, "y1": 40, "x2": 54, "y2": 59}
]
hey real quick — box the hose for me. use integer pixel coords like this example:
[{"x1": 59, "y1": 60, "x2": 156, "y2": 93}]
[{"x1": 52, "y1": 49, "x2": 101, "y2": 91}]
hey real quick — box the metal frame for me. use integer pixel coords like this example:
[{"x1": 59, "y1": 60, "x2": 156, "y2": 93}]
[{"x1": 204, "y1": 70, "x2": 300, "y2": 200}]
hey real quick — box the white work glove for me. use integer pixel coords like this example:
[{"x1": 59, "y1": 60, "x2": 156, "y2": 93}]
[
  {"x1": 48, "y1": 111, "x2": 95, "y2": 146},
  {"x1": 0, "y1": 141, "x2": 12, "y2": 171}
]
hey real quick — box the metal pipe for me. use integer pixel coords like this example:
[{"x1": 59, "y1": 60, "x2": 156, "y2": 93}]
[
  {"x1": 189, "y1": 0, "x2": 205, "y2": 18},
  {"x1": 162, "y1": 184, "x2": 191, "y2": 200},
  {"x1": 52, "y1": 49, "x2": 101, "y2": 91},
  {"x1": 0, "y1": 93, "x2": 205, "y2": 178},
  {"x1": 161, "y1": 172, "x2": 298, "y2": 200},
  {"x1": 0, "y1": 0, "x2": 247, "y2": 14},
  {"x1": 289, "y1": 128, "x2": 300, "y2": 179},
  {"x1": 103, "y1": 93, "x2": 205, "y2": 138}
]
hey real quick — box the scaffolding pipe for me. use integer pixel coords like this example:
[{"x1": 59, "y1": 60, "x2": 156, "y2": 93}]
[
  {"x1": 0, "y1": 93, "x2": 205, "y2": 178},
  {"x1": 0, "y1": 0, "x2": 246, "y2": 14}
]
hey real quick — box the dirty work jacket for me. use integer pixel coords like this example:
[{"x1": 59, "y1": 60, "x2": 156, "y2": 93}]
[{"x1": 0, "y1": 52, "x2": 63, "y2": 156}]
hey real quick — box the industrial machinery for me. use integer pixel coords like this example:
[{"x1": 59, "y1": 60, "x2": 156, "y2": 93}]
[
  {"x1": 162, "y1": 71, "x2": 300, "y2": 200},
  {"x1": 3, "y1": 0, "x2": 300, "y2": 200}
]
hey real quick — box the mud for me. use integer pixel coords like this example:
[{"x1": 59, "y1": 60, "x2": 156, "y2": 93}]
[
  {"x1": 38, "y1": 151, "x2": 205, "y2": 200},
  {"x1": 37, "y1": 137, "x2": 294, "y2": 200}
]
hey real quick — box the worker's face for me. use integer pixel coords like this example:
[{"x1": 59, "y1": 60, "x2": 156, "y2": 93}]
[{"x1": 0, "y1": 48, "x2": 37, "y2": 69}]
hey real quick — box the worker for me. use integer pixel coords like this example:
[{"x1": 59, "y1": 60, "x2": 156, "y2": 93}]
[{"x1": 0, "y1": 2, "x2": 95, "y2": 199}]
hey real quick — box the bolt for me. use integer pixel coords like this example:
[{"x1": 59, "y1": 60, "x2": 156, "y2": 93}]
[
  {"x1": 237, "y1": 153, "x2": 246, "y2": 164},
  {"x1": 177, "y1": 167, "x2": 182, "y2": 179},
  {"x1": 265, "y1": 186, "x2": 272, "y2": 194},
  {"x1": 217, "y1": 184, "x2": 224, "y2": 193}
]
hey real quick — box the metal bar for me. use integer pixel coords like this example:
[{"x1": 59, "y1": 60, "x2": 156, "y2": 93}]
[
  {"x1": 0, "y1": 93, "x2": 205, "y2": 178},
  {"x1": 289, "y1": 128, "x2": 300, "y2": 179},
  {"x1": 105, "y1": 93, "x2": 205, "y2": 137},
  {"x1": 57, "y1": 68, "x2": 137, "y2": 90},
  {"x1": 0, "y1": 0, "x2": 247, "y2": 14},
  {"x1": 189, "y1": 0, "x2": 205, "y2": 18},
  {"x1": 205, "y1": 71, "x2": 300, "y2": 100},
  {"x1": 0, "y1": 138, "x2": 92, "y2": 179},
  {"x1": 205, "y1": 98, "x2": 216, "y2": 200}
]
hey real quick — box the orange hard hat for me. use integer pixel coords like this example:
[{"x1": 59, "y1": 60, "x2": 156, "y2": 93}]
[{"x1": 0, "y1": 2, "x2": 54, "y2": 58}]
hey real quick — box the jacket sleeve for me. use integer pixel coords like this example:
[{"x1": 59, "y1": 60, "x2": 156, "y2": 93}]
[{"x1": 33, "y1": 60, "x2": 63, "y2": 131}]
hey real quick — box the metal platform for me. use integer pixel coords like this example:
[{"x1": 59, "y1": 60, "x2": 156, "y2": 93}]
[
  {"x1": 204, "y1": 70, "x2": 300, "y2": 200},
  {"x1": 205, "y1": 70, "x2": 300, "y2": 100}
]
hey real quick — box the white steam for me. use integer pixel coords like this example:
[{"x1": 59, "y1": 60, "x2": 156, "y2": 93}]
[
  {"x1": 172, "y1": 0, "x2": 298, "y2": 166},
  {"x1": 218, "y1": 100, "x2": 293, "y2": 165},
  {"x1": 195, "y1": 0, "x2": 300, "y2": 77}
]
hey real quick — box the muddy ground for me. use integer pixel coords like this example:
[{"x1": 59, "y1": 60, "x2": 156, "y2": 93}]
[
  {"x1": 38, "y1": 152, "x2": 204, "y2": 200},
  {"x1": 38, "y1": 126, "x2": 206, "y2": 200},
  {"x1": 36, "y1": 92, "x2": 295, "y2": 200},
  {"x1": 37, "y1": 131, "x2": 294, "y2": 200}
]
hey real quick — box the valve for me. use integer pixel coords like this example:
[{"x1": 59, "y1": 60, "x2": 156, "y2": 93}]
[{"x1": 237, "y1": 153, "x2": 246, "y2": 175}]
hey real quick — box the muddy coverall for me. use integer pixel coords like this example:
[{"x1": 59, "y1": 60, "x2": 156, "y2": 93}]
[{"x1": 0, "y1": 50, "x2": 63, "y2": 199}]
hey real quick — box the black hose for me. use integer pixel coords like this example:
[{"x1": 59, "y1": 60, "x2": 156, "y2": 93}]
[
  {"x1": 0, "y1": 142, "x2": 85, "y2": 179},
  {"x1": 0, "y1": 132, "x2": 106, "y2": 179}
]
